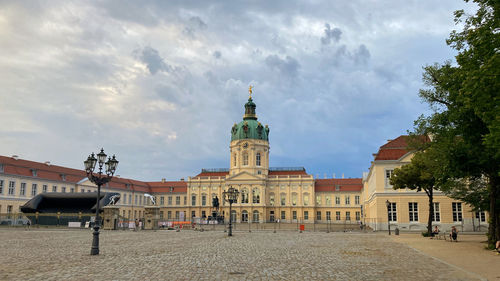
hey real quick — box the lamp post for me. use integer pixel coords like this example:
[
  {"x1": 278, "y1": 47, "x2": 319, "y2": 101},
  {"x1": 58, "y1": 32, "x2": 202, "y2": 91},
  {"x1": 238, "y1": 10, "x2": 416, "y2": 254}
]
[
  {"x1": 84, "y1": 149, "x2": 118, "y2": 255},
  {"x1": 223, "y1": 186, "x2": 239, "y2": 236},
  {"x1": 385, "y1": 200, "x2": 391, "y2": 235}
]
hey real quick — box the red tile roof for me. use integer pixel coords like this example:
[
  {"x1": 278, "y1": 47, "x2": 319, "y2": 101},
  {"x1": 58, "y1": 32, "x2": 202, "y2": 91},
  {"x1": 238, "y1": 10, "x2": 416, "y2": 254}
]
[
  {"x1": 195, "y1": 171, "x2": 229, "y2": 177},
  {"x1": 314, "y1": 178, "x2": 362, "y2": 192},
  {"x1": 374, "y1": 135, "x2": 429, "y2": 161},
  {"x1": 268, "y1": 170, "x2": 308, "y2": 176},
  {"x1": 148, "y1": 181, "x2": 187, "y2": 193}
]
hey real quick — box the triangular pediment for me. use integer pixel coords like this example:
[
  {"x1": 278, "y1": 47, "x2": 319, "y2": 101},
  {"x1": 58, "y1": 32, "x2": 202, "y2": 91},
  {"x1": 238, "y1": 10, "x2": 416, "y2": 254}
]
[{"x1": 225, "y1": 171, "x2": 264, "y2": 182}]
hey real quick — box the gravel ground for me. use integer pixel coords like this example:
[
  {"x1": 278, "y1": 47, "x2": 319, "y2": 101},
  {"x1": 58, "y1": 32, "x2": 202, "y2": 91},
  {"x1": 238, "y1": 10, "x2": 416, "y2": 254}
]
[{"x1": 0, "y1": 228, "x2": 481, "y2": 280}]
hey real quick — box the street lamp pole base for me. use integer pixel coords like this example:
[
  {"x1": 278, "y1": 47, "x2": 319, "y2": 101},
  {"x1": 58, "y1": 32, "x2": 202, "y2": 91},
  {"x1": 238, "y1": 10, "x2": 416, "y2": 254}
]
[{"x1": 90, "y1": 226, "x2": 100, "y2": 255}]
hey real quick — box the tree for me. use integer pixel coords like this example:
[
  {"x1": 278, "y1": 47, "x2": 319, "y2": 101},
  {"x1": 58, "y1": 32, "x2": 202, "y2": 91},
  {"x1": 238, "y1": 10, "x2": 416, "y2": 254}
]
[
  {"x1": 390, "y1": 150, "x2": 438, "y2": 235},
  {"x1": 415, "y1": 0, "x2": 500, "y2": 247}
]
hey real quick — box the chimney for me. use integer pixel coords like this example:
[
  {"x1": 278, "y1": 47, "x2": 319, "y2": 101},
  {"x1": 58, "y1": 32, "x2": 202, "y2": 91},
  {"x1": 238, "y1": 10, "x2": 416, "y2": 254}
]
[
  {"x1": 45, "y1": 161, "x2": 51, "y2": 166},
  {"x1": 342, "y1": 173, "x2": 344, "y2": 179},
  {"x1": 333, "y1": 173, "x2": 336, "y2": 179},
  {"x1": 162, "y1": 178, "x2": 166, "y2": 183},
  {"x1": 12, "y1": 155, "x2": 18, "y2": 160}
]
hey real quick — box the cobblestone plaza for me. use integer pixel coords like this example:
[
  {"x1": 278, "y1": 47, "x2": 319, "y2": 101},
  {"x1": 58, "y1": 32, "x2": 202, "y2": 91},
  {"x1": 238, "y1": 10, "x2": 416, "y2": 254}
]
[{"x1": 0, "y1": 229, "x2": 482, "y2": 280}]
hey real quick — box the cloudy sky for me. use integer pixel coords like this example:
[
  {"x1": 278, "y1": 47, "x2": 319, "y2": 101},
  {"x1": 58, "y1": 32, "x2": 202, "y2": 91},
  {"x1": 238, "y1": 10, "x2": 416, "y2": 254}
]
[{"x1": 0, "y1": 0, "x2": 476, "y2": 181}]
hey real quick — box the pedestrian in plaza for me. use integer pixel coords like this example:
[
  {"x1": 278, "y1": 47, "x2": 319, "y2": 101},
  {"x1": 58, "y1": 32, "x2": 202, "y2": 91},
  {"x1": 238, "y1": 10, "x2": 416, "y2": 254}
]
[
  {"x1": 431, "y1": 226, "x2": 439, "y2": 238},
  {"x1": 449, "y1": 226, "x2": 458, "y2": 242},
  {"x1": 135, "y1": 219, "x2": 139, "y2": 231}
]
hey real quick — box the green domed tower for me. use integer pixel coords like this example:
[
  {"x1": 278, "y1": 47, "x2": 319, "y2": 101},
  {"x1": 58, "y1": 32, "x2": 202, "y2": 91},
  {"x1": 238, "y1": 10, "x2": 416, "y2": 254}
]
[{"x1": 229, "y1": 88, "x2": 270, "y2": 176}]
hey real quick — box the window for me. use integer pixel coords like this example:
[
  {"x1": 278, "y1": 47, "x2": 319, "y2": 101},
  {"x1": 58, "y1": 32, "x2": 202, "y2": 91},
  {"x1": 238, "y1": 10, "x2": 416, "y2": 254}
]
[
  {"x1": 122, "y1": 194, "x2": 127, "y2": 204},
  {"x1": 175, "y1": 211, "x2": 180, "y2": 219},
  {"x1": 408, "y1": 202, "x2": 418, "y2": 222},
  {"x1": 241, "y1": 210, "x2": 248, "y2": 222},
  {"x1": 31, "y1": 184, "x2": 37, "y2": 196},
  {"x1": 7, "y1": 205, "x2": 13, "y2": 218},
  {"x1": 326, "y1": 211, "x2": 331, "y2": 221},
  {"x1": 336, "y1": 211, "x2": 341, "y2": 221},
  {"x1": 241, "y1": 189, "x2": 249, "y2": 203},
  {"x1": 167, "y1": 211, "x2": 172, "y2": 219},
  {"x1": 269, "y1": 193, "x2": 275, "y2": 206},
  {"x1": 280, "y1": 193, "x2": 286, "y2": 206},
  {"x1": 159, "y1": 211, "x2": 164, "y2": 219},
  {"x1": 303, "y1": 194, "x2": 309, "y2": 206},
  {"x1": 176, "y1": 196, "x2": 181, "y2": 205},
  {"x1": 253, "y1": 210, "x2": 259, "y2": 222},
  {"x1": 128, "y1": 195, "x2": 132, "y2": 204},
  {"x1": 270, "y1": 211, "x2": 275, "y2": 222},
  {"x1": 139, "y1": 196, "x2": 142, "y2": 205},
  {"x1": 252, "y1": 188, "x2": 260, "y2": 203},
  {"x1": 243, "y1": 153, "x2": 248, "y2": 166},
  {"x1": 388, "y1": 202, "x2": 397, "y2": 222},
  {"x1": 0, "y1": 164, "x2": 3, "y2": 172},
  {"x1": 8, "y1": 181, "x2": 15, "y2": 195},
  {"x1": 291, "y1": 193, "x2": 297, "y2": 206},
  {"x1": 61, "y1": 187, "x2": 66, "y2": 193},
  {"x1": 168, "y1": 196, "x2": 172, "y2": 205},
  {"x1": 385, "y1": 169, "x2": 394, "y2": 188},
  {"x1": 316, "y1": 195, "x2": 321, "y2": 206},
  {"x1": 31, "y1": 169, "x2": 37, "y2": 177},
  {"x1": 345, "y1": 211, "x2": 351, "y2": 221},
  {"x1": 81, "y1": 189, "x2": 85, "y2": 193},
  {"x1": 184, "y1": 196, "x2": 187, "y2": 205},
  {"x1": 70, "y1": 188, "x2": 74, "y2": 193},
  {"x1": 160, "y1": 196, "x2": 164, "y2": 205},
  {"x1": 256, "y1": 153, "x2": 261, "y2": 166},
  {"x1": 476, "y1": 211, "x2": 486, "y2": 222},
  {"x1": 0, "y1": 180, "x2": 3, "y2": 194},
  {"x1": 191, "y1": 211, "x2": 196, "y2": 218},
  {"x1": 233, "y1": 153, "x2": 237, "y2": 167},
  {"x1": 316, "y1": 211, "x2": 321, "y2": 221},
  {"x1": 335, "y1": 196, "x2": 340, "y2": 205},
  {"x1": 355, "y1": 195, "x2": 360, "y2": 205},
  {"x1": 135, "y1": 195, "x2": 138, "y2": 205},
  {"x1": 20, "y1": 183, "x2": 26, "y2": 196},
  {"x1": 345, "y1": 196, "x2": 350, "y2": 205},
  {"x1": 355, "y1": 211, "x2": 360, "y2": 221},
  {"x1": 452, "y1": 202, "x2": 462, "y2": 222},
  {"x1": 191, "y1": 195, "x2": 196, "y2": 206},
  {"x1": 325, "y1": 196, "x2": 331, "y2": 206},
  {"x1": 292, "y1": 211, "x2": 297, "y2": 220},
  {"x1": 52, "y1": 186, "x2": 57, "y2": 192},
  {"x1": 201, "y1": 194, "x2": 207, "y2": 206},
  {"x1": 281, "y1": 211, "x2": 286, "y2": 220},
  {"x1": 304, "y1": 211, "x2": 309, "y2": 220}
]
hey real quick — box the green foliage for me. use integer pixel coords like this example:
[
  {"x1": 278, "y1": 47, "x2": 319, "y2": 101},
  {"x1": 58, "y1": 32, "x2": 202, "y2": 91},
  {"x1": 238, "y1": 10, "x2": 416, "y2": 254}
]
[
  {"x1": 421, "y1": 231, "x2": 431, "y2": 237},
  {"x1": 413, "y1": 0, "x2": 500, "y2": 246}
]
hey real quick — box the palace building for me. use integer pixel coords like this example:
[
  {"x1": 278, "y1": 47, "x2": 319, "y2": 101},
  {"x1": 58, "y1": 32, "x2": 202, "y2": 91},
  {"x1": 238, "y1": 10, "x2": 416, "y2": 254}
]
[{"x1": 0, "y1": 91, "x2": 488, "y2": 232}]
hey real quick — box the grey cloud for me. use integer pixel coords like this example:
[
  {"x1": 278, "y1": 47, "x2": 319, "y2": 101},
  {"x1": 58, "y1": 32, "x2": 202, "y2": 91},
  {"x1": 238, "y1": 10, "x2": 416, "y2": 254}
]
[
  {"x1": 189, "y1": 16, "x2": 207, "y2": 29},
  {"x1": 265, "y1": 55, "x2": 300, "y2": 77},
  {"x1": 321, "y1": 23, "x2": 342, "y2": 45},
  {"x1": 135, "y1": 46, "x2": 172, "y2": 75},
  {"x1": 354, "y1": 44, "x2": 370, "y2": 64},
  {"x1": 213, "y1": 51, "x2": 221, "y2": 59}
]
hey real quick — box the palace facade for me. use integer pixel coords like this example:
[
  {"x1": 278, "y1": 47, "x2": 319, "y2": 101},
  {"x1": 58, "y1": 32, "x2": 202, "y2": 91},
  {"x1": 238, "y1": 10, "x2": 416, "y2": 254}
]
[{"x1": 0, "y1": 93, "x2": 488, "y2": 232}]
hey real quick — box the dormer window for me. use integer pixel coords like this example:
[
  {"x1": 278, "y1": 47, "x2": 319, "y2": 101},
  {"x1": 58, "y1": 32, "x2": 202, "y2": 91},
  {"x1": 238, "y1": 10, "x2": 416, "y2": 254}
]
[
  {"x1": 31, "y1": 169, "x2": 37, "y2": 177},
  {"x1": 169, "y1": 187, "x2": 174, "y2": 192},
  {"x1": 60, "y1": 174, "x2": 66, "y2": 181},
  {"x1": 0, "y1": 164, "x2": 4, "y2": 172},
  {"x1": 335, "y1": 185, "x2": 340, "y2": 191}
]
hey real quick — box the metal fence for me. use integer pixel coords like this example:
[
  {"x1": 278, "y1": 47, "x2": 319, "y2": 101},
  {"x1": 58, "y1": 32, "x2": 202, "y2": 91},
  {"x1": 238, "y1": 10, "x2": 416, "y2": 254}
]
[{"x1": 0, "y1": 212, "x2": 95, "y2": 228}]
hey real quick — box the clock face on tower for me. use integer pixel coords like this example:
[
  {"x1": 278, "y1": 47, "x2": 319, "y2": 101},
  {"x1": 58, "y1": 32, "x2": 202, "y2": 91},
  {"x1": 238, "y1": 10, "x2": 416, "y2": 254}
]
[{"x1": 243, "y1": 142, "x2": 248, "y2": 149}]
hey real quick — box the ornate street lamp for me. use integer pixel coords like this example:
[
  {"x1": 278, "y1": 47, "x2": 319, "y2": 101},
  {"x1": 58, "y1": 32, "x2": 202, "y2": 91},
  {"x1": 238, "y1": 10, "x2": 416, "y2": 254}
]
[
  {"x1": 223, "y1": 186, "x2": 239, "y2": 236},
  {"x1": 84, "y1": 148, "x2": 118, "y2": 255},
  {"x1": 385, "y1": 200, "x2": 391, "y2": 235}
]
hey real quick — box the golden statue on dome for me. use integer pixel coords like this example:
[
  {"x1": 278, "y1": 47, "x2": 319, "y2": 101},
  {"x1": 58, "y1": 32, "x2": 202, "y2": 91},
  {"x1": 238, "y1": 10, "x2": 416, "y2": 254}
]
[{"x1": 249, "y1": 85, "x2": 253, "y2": 98}]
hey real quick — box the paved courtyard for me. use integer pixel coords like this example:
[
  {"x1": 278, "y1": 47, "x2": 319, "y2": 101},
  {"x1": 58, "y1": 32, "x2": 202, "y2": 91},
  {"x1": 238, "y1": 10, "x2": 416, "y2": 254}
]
[{"x1": 0, "y1": 229, "x2": 482, "y2": 280}]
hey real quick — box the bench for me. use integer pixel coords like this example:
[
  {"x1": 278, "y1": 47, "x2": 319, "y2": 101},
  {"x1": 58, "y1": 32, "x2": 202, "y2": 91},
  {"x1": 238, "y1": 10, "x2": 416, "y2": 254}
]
[{"x1": 435, "y1": 231, "x2": 446, "y2": 240}]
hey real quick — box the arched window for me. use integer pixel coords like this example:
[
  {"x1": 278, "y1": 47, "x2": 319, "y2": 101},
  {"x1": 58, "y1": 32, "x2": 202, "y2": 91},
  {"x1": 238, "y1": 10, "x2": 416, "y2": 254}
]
[
  {"x1": 292, "y1": 193, "x2": 298, "y2": 206},
  {"x1": 191, "y1": 195, "x2": 196, "y2": 206},
  {"x1": 243, "y1": 152, "x2": 249, "y2": 166},
  {"x1": 252, "y1": 188, "x2": 260, "y2": 203},
  {"x1": 253, "y1": 210, "x2": 259, "y2": 222},
  {"x1": 233, "y1": 153, "x2": 237, "y2": 167},
  {"x1": 241, "y1": 210, "x2": 248, "y2": 222},
  {"x1": 280, "y1": 193, "x2": 286, "y2": 206},
  {"x1": 303, "y1": 193, "x2": 309, "y2": 206},
  {"x1": 241, "y1": 188, "x2": 249, "y2": 203},
  {"x1": 256, "y1": 153, "x2": 261, "y2": 166},
  {"x1": 231, "y1": 210, "x2": 237, "y2": 223},
  {"x1": 269, "y1": 193, "x2": 275, "y2": 206}
]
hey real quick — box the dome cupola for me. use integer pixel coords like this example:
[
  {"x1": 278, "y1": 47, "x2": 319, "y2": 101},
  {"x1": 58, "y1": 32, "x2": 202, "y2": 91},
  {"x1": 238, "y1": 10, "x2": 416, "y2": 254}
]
[{"x1": 230, "y1": 87, "x2": 270, "y2": 141}]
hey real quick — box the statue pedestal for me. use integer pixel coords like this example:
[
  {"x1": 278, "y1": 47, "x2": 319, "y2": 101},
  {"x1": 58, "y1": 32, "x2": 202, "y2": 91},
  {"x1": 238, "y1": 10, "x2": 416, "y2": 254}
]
[
  {"x1": 145, "y1": 207, "x2": 160, "y2": 230},
  {"x1": 103, "y1": 206, "x2": 120, "y2": 230}
]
